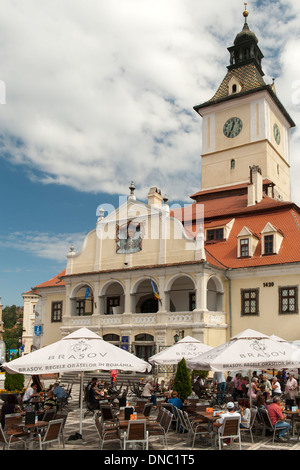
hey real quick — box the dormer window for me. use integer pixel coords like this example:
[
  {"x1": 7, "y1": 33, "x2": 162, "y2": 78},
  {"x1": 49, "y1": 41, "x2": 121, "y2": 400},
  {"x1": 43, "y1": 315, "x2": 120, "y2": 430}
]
[
  {"x1": 264, "y1": 235, "x2": 274, "y2": 254},
  {"x1": 205, "y1": 219, "x2": 235, "y2": 243},
  {"x1": 240, "y1": 238, "x2": 249, "y2": 257},
  {"x1": 207, "y1": 228, "x2": 224, "y2": 241},
  {"x1": 261, "y1": 223, "x2": 283, "y2": 256},
  {"x1": 237, "y1": 226, "x2": 259, "y2": 258},
  {"x1": 228, "y1": 76, "x2": 242, "y2": 95}
]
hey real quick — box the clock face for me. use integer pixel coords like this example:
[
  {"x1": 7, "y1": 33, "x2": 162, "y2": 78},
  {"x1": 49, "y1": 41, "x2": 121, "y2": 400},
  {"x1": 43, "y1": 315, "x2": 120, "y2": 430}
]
[
  {"x1": 223, "y1": 117, "x2": 243, "y2": 138},
  {"x1": 273, "y1": 123, "x2": 281, "y2": 145}
]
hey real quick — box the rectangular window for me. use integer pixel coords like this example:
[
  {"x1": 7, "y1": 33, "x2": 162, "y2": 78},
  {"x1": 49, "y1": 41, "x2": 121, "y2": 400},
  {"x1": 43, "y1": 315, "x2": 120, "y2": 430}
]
[
  {"x1": 189, "y1": 292, "x2": 196, "y2": 311},
  {"x1": 76, "y1": 300, "x2": 85, "y2": 316},
  {"x1": 279, "y1": 286, "x2": 298, "y2": 314},
  {"x1": 107, "y1": 296, "x2": 120, "y2": 315},
  {"x1": 241, "y1": 289, "x2": 259, "y2": 316},
  {"x1": 207, "y1": 228, "x2": 224, "y2": 241},
  {"x1": 240, "y1": 239, "x2": 249, "y2": 257},
  {"x1": 51, "y1": 301, "x2": 63, "y2": 322},
  {"x1": 264, "y1": 235, "x2": 274, "y2": 254}
]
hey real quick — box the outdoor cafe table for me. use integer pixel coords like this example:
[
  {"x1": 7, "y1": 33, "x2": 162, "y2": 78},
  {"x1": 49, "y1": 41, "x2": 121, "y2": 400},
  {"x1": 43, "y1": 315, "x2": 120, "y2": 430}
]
[
  {"x1": 118, "y1": 411, "x2": 148, "y2": 430},
  {"x1": 194, "y1": 411, "x2": 219, "y2": 432},
  {"x1": 16, "y1": 420, "x2": 49, "y2": 449},
  {"x1": 284, "y1": 410, "x2": 299, "y2": 438}
]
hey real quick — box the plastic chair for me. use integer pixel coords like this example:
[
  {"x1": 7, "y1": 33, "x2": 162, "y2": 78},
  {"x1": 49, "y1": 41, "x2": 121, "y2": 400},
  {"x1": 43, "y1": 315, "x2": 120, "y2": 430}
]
[
  {"x1": 123, "y1": 420, "x2": 149, "y2": 450},
  {"x1": 94, "y1": 414, "x2": 122, "y2": 450},
  {"x1": 216, "y1": 415, "x2": 241, "y2": 450}
]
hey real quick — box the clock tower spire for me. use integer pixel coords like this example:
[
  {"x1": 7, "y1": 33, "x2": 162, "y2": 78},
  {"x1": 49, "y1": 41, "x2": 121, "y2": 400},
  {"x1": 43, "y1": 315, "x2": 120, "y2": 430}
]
[{"x1": 193, "y1": 5, "x2": 295, "y2": 202}]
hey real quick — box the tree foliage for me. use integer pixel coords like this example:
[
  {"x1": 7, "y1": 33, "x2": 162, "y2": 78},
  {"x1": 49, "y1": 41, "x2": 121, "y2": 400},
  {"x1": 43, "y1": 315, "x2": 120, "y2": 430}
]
[{"x1": 173, "y1": 358, "x2": 192, "y2": 401}]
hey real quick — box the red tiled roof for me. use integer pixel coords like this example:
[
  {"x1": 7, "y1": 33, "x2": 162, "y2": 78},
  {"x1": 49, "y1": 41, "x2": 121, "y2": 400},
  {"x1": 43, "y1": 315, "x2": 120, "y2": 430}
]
[
  {"x1": 171, "y1": 193, "x2": 292, "y2": 223},
  {"x1": 205, "y1": 208, "x2": 300, "y2": 269},
  {"x1": 34, "y1": 269, "x2": 66, "y2": 289}
]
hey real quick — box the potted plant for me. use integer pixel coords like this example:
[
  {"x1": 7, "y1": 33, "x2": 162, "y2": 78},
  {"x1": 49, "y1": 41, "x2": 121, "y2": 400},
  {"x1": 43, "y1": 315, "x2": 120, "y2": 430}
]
[{"x1": 173, "y1": 358, "x2": 192, "y2": 401}]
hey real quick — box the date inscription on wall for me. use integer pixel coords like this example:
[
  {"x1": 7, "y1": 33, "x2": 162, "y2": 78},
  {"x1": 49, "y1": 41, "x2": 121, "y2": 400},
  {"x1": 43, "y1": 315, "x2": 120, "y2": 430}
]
[{"x1": 263, "y1": 282, "x2": 274, "y2": 287}]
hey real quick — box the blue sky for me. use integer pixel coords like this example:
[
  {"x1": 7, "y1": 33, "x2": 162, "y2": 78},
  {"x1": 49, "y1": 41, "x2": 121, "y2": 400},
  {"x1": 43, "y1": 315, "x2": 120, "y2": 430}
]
[{"x1": 1, "y1": 0, "x2": 300, "y2": 307}]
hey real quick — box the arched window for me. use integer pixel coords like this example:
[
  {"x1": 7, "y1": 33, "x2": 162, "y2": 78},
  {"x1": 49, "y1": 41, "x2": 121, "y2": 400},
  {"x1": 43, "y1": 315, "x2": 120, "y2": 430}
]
[
  {"x1": 103, "y1": 334, "x2": 120, "y2": 342},
  {"x1": 231, "y1": 159, "x2": 235, "y2": 170},
  {"x1": 135, "y1": 334, "x2": 154, "y2": 342},
  {"x1": 232, "y1": 84, "x2": 237, "y2": 94}
]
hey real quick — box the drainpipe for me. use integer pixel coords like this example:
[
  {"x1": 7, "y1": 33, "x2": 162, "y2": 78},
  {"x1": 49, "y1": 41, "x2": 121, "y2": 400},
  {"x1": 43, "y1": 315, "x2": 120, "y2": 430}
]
[{"x1": 225, "y1": 270, "x2": 232, "y2": 338}]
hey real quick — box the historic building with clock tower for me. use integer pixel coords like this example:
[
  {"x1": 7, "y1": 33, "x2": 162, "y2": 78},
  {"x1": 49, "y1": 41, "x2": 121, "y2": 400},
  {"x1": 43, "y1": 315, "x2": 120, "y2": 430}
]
[
  {"x1": 194, "y1": 6, "x2": 295, "y2": 203},
  {"x1": 23, "y1": 7, "x2": 300, "y2": 359}
]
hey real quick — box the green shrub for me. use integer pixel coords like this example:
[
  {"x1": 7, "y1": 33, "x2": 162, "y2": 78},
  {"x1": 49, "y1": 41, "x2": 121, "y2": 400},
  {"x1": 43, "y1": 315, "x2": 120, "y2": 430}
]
[
  {"x1": 173, "y1": 358, "x2": 192, "y2": 401},
  {"x1": 4, "y1": 353, "x2": 25, "y2": 392},
  {"x1": 4, "y1": 371, "x2": 25, "y2": 392}
]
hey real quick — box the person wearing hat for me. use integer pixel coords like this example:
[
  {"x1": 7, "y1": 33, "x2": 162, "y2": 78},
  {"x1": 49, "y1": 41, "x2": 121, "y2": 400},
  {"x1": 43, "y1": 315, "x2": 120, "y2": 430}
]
[{"x1": 213, "y1": 402, "x2": 240, "y2": 445}]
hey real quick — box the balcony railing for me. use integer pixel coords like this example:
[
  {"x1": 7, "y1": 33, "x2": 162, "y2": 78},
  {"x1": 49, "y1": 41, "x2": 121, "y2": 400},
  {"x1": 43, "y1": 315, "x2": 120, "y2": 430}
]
[{"x1": 62, "y1": 310, "x2": 227, "y2": 330}]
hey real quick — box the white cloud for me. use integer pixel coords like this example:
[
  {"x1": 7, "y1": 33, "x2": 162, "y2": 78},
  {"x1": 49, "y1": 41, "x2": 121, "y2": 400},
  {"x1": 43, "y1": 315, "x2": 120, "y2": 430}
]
[
  {"x1": 0, "y1": 0, "x2": 299, "y2": 204},
  {"x1": 0, "y1": 231, "x2": 86, "y2": 262}
]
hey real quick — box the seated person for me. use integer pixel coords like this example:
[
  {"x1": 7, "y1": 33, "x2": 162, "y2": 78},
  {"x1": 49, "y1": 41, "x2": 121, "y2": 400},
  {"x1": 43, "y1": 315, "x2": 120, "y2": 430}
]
[
  {"x1": 239, "y1": 399, "x2": 251, "y2": 428},
  {"x1": 193, "y1": 377, "x2": 205, "y2": 398},
  {"x1": 22, "y1": 383, "x2": 40, "y2": 404},
  {"x1": 53, "y1": 382, "x2": 67, "y2": 400},
  {"x1": 168, "y1": 391, "x2": 183, "y2": 413},
  {"x1": 43, "y1": 389, "x2": 57, "y2": 411},
  {"x1": 89, "y1": 383, "x2": 102, "y2": 409},
  {"x1": 141, "y1": 380, "x2": 157, "y2": 407},
  {"x1": 0, "y1": 394, "x2": 21, "y2": 428},
  {"x1": 268, "y1": 396, "x2": 290, "y2": 442},
  {"x1": 213, "y1": 402, "x2": 240, "y2": 445}
]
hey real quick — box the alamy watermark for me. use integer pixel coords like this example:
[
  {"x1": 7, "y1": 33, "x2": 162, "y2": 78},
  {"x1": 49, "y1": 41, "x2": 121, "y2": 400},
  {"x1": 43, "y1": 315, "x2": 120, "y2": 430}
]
[{"x1": 95, "y1": 196, "x2": 204, "y2": 252}]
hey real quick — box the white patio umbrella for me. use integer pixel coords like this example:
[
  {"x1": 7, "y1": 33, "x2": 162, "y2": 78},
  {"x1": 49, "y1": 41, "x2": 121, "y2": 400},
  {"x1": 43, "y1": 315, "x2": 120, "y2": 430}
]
[
  {"x1": 186, "y1": 329, "x2": 300, "y2": 372},
  {"x1": 2, "y1": 327, "x2": 151, "y2": 435},
  {"x1": 186, "y1": 329, "x2": 300, "y2": 406},
  {"x1": 148, "y1": 336, "x2": 212, "y2": 365}
]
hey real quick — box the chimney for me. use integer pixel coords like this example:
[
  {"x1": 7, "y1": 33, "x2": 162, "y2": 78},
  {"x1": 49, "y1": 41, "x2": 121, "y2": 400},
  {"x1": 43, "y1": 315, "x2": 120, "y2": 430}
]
[
  {"x1": 147, "y1": 187, "x2": 163, "y2": 208},
  {"x1": 248, "y1": 165, "x2": 263, "y2": 206}
]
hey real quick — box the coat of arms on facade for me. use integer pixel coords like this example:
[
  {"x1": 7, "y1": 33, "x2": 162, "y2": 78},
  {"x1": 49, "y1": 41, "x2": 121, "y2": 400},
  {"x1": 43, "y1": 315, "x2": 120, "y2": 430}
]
[{"x1": 116, "y1": 220, "x2": 145, "y2": 254}]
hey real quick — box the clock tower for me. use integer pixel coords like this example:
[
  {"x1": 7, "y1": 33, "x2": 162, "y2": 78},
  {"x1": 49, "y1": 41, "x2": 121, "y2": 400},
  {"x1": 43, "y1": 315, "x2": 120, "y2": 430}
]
[{"x1": 193, "y1": 5, "x2": 295, "y2": 201}]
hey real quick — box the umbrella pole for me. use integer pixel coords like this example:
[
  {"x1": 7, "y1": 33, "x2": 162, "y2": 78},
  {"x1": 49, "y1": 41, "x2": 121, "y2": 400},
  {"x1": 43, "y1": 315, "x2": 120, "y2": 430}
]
[
  {"x1": 248, "y1": 370, "x2": 252, "y2": 408},
  {"x1": 79, "y1": 371, "x2": 84, "y2": 436}
]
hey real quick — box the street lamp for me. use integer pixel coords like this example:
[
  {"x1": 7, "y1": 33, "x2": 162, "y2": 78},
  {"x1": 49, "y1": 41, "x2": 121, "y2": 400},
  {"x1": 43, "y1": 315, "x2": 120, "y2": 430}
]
[{"x1": 173, "y1": 330, "x2": 184, "y2": 343}]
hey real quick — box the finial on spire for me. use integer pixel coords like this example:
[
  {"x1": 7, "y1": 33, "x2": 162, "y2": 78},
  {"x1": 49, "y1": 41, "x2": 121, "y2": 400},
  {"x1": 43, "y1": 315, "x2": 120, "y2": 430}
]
[
  {"x1": 128, "y1": 181, "x2": 136, "y2": 200},
  {"x1": 243, "y1": 2, "x2": 249, "y2": 23}
]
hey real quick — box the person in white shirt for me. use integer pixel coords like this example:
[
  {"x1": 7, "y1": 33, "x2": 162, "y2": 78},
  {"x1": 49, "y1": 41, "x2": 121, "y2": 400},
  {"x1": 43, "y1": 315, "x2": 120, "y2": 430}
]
[
  {"x1": 213, "y1": 402, "x2": 240, "y2": 445},
  {"x1": 141, "y1": 380, "x2": 157, "y2": 407},
  {"x1": 23, "y1": 383, "x2": 39, "y2": 403},
  {"x1": 271, "y1": 377, "x2": 282, "y2": 397}
]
